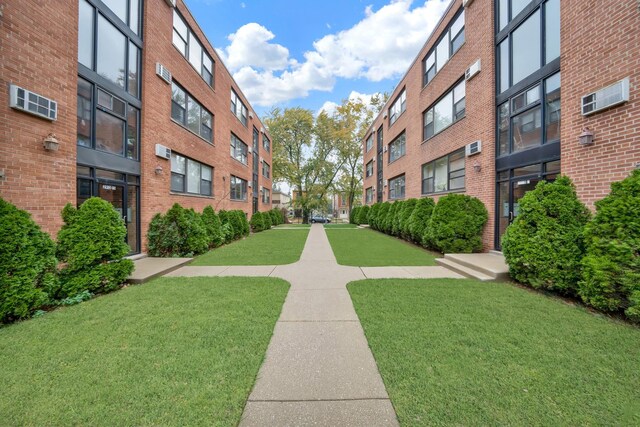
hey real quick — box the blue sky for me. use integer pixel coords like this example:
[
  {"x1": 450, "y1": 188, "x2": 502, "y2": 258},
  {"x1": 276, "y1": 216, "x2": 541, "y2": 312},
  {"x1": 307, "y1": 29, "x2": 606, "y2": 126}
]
[{"x1": 184, "y1": 0, "x2": 451, "y2": 117}]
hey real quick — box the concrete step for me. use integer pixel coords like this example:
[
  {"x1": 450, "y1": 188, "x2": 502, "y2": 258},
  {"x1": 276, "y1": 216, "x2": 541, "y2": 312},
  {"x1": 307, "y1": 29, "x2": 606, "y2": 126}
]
[
  {"x1": 435, "y1": 258, "x2": 494, "y2": 282},
  {"x1": 440, "y1": 253, "x2": 510, "y2": 281},
  {"x1": 127, "y1": 257, "x2": 193, "y2": 284}
]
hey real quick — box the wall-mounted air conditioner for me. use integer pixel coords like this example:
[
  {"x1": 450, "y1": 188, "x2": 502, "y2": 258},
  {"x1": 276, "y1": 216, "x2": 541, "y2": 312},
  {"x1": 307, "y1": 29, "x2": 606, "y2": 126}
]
[
  {"x1": 248, "y1": 180, "x2": 253, "y2": 187},
  {"x1": 259, "y1": 186, "x2": 263, "y2": 191},
  {"x1": 465, "y1": 59, "x2": 481, "y2": 81},
  {"x1": 155, "y1": 144, "x2": 171, "y2": 159},
  {"x1": 465, "y1": 140, "x2": 482, "y2": 156},
  {"x1": 249, "y1": 112, "x2": 254, "y2": 119},
  {"x1": 156, "y1": 63, "x2": 172, "y2": 84},
  {"x1": 581, "y1": 77, "x2": 630, "y2": 116},
  {"x1": 248, "y1": 146, "x2": 252, "y2": 153},
  {"x1": 9, "y1": 84, "x2": 57, "y2": 121}
]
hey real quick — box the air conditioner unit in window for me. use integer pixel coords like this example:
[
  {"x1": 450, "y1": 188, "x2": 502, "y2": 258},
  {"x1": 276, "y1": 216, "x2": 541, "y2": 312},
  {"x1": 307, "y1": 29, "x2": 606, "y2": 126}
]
[
  {"x1": 248, "y1": 180, "x2": 252, "y2": 187},
  {"x1": 465, "y1": 140, "x2": 482, "y2": 156},
  {"x1": 156, "y1": 63, "x2": 172, "y2": 84},
  {"x1": 248, "y1": 146, "x2": 252, "y2": 153},
  {"x1": 581, "y1": 77, "x2": 630, "y2": 116},
  {"x1": 259, "y1": 186, "x2": 263, "y2": 191},
  {"x1": 465, "y1": 59, "x2": 481, "y2": 81},
  {"x1": 155, "y1": 144, "x2": 171, "y2": 159},
  {"x1": 259, "y1": 156, "x2": 264, "y2": 163},
  {"x1": 260, "y1": 126, "x2": 266, "y2": 133},
  {"x1": 9, "y1": 84, "x2": 57, "y2": 121},
  {"x1": 249, "y1": 112, "x2": 254, "y2": 119}
]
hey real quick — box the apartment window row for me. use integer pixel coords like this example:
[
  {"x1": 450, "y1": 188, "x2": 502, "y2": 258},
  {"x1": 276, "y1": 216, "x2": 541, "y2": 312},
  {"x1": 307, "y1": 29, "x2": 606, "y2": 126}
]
[
  {"x1": 262, "y1": 160, "x2": 270, "y2": 179},
  {"x1": 498, "y1": 0, "x2": 559, "y2": 93},
  {"x1": 170, "y1": 152, "x2": 213, "y2": 196},
  {"x1": 366, "y1": 160, "x2": 374, "y2": 177},
  {"x1": 231, "y1": 90, "x2": 248, "y2": 126},
  {"x1": 262, "y1": 188, "x2": 270, "y2": 204},
  {"x1": 263, "y1": 134, "x2": 270, "y2": 152},
  {"x1": 171, "y1": 82, "x2": 213, "y2": 143},
  {"x1": 389, "y1": 89, "x2": 406, "y2": 125},
  {"x1": 77, "y1": 77, "x2": 139, "y2": 161},
  {"x1": 423, "y1": 9, "x2": 465, "y2": 86},
  {"x1": 389, "y1": 132, "x2": 406, "y2": 163},
  {"x1": 365, "y1": 187, "x2": 374, "y2": 204},
  {"x1": 366, "y1": 133, "x2": 374, "y2": 152},
  {"x1": 78, "y1": 0, "x2": 140, "y2": 98},
  {"x1": 230, "y1": 133, "x2": 248, "y2": 164},
  {"x1": 172, "y1": 10, "x2": 214, "y2": 86},
  {"x1": 422, "y1": 149, "x2": 465, "y2": 194},
  {"x1": 423, "y1": 80, "x2": 466, "y2": 140},
  {"x1": 389, "y1": 175, "x2": 405, "y2": 200},
  {"x1": 230, "y1": 175, "x2": 247, "y2": 201},
  {"x1": 498, "y1": 72, "x2": 560, "y2": 156},
  {"x1": 101, "y1": 0, "x2": 141, "y2": 34}
]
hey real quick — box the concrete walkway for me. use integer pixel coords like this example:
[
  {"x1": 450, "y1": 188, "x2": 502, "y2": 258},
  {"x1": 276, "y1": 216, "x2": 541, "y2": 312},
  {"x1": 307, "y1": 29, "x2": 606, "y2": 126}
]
[{"x1": 168, "y1": 224, "x2": 462, "y2": 426}]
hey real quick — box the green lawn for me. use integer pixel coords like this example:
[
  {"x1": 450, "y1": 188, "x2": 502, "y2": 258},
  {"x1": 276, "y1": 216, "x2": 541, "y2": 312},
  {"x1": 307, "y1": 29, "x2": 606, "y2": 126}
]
[
  {"x1": 192, "y1": 229, "x2": 309, "y2": 265},
  {"x1": 348, "y1": 279, "x2": 640, "y2": 426},
  {"x1": 323, "y1": 223, "x2": 358, "y2": 228},
  {"x1": 0, "y1": 277, "x2": 289, "y2": 426},
  {"x1": 275, "y1": 223, "x2": 310, "y2": 228},
  {"x1": 325, "y1": 228, "x2": 438, "y2": 266}
]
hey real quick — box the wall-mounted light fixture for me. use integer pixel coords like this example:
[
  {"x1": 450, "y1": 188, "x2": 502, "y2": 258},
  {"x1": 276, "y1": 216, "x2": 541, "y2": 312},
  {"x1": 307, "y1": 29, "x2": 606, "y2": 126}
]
[
  {"x1": 579, "y1": 127, "x2": 595, "y2": 146},
  {"x1": 473, "y1": 161, "x2": 482, "y2": 173},
  {"x1": 43, "y1": 133, "x2": 59, "y2": 151},
  {"x1": 155, "y1": 165, "x2": 163, "y2": 175}
]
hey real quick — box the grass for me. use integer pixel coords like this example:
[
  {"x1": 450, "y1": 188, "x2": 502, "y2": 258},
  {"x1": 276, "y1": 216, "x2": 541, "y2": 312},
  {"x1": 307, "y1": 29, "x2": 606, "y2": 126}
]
[
  {"x1": 325, "y1": 228, "x2": 438, "y2": 266},
  {"x1": 0, "y1": 277, "x2": 289, "y2": 426},
  {"x1": 192, "y1": 228, "x2": 309, "y2": 265},
  {"x1": 275, "y1": 223, "x2": 310, "y2": 228},
  {"x1": 323, "y1": 223, "x2": 358, "y2": 228},
  {"x1": 348, "y1": 279, "x2": 640, "y2": 426}
]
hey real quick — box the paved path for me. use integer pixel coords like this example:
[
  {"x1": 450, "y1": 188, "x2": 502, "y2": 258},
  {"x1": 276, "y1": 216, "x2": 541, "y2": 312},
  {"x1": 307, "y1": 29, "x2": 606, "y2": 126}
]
[{"x1": 168, "y1": 224, "x2": 462, "y2": 426}]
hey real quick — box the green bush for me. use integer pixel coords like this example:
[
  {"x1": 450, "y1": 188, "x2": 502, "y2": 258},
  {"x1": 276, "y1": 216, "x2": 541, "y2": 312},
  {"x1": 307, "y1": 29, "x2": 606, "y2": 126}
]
[
  {"x1": 391, "y1": 200, "x2": 405, "y2": 236},
  {"x1": 250, "y1": 212, "x2": 266, "y2": 232},
  {"x1": 0, "y1": 198, "x2": 58, "y2": 323},
  {"x1": 57, "y1": 198, "x2": 134, "y2": 299},
  {"x1": 383, "y1": 202, "x2": 399, "y2": 235},
  {"x1": 229, "y1": 210, "x2": 249, "y2": 238},
  {"x1": 357, "y1": 205, "x2": 370, "y2": 225},
  {"x1": 202, "y1": 206, "x2": 225, "y2": 248},
  {"x1": 375, "y1": 202, "x2": 390, "y2": 232},
  {"x1": 350, "y1": 206, "x2": 361, "y2": 224},
  {"x1": 218, "y1": 210, "x2": 234, "y2": 241},
  {"x1": 268, "y1": 209, "x2": 281, "y2": 226},
  {"x1": 502, "y1": 177, "x2": 590, "y2": 293},
  {"x1": 398, "y1": 199, "x2": 417, "y2": 240},
  {"x1": 368, "y1": 203, "x2": 381, "y2": 229},
  {"x1": 263, "y1": 210, "x2": 273, "y2": 229},
  {"x1": 407, "y1": 198, "x2": 434, "y2": 244},
  {"x1": 426, "y1": 194, "x2": 488, "y2": 254},
  {"x1": 579, "y1": 170, "x2": 640, "y2": 320},
  {"x1": 146, "y1": 203, "x2": 209, "y2": 258}
]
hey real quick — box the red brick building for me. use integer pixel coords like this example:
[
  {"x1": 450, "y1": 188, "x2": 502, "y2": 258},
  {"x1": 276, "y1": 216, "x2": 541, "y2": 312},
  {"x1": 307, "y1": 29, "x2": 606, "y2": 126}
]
[
  {"x1": 363, "y1": 0, "x2": 639, "y2": 251},
  {"x1": 0, "y1": 0, "x2": 272, "y2": 254}
]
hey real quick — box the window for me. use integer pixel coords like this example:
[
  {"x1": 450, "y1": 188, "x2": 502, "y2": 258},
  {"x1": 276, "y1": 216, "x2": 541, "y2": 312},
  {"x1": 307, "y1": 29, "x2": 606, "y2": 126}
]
[
  {"x1": 422, "y1": 9, "x2": 465, "y2": 86},
  {"x1": 262, "y1": 188, "x2": 270, "y2": 204},
  {"x1": 366, "y1": 187, "x2": 374, "y2": 204},
  {"x1": 230, "y1": 176, "x2": 247, "y2": 200},
  {"x1": 230, "y1": 133, "x2": 248, "y2": 164},
  {"x1": 498, "y1": 0, "x2": 536, "y2": 30},
  {"x1": 77, "y1": 77, "x2": 139, "y2": 160},
  {"x1": 172, "y1": 10, "x2": 214, "y2": 86},
  {"x1": 389, "y1": 89, "x2": 406, "y2": 125},
  {"x1": 101, "y1": 0, "x2": 140, "y2": 34},
  {"x1": 170, "y1": 152, "x2": 212, "y2": 196},
  {"x1": 366, "y1": 160, "x2": 374, "y2": 177},
  {"x1": 423, "y1": 80, "x2": 465, "y2": 140},
  {"x1": 171, "y1": 82, "x2": 213, "y2": 143},
  {"x1": 389, "y1": 175, "x2": 405, "y2": 200},
  {"x1": 366, "y1": 134, "x2": 374, "y2": 152},
  {"x1": 263, "y1": 134, "x2": 270, "y2": 152},
  {"x1": 421, "y1": 149, "x2": 465, "y2": 194},
  {"x1": 262, "y1": 160, "x2": 270, "y2": 179},
  {"x1": 231, "y1": 90, "x2": 248, "y2": 126},
  {"x1": 389, "y1": 132, "x2": 406, "y2": 163}
]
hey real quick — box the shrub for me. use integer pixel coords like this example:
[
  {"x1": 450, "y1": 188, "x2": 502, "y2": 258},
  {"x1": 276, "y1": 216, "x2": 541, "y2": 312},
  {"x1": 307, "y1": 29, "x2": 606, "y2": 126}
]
[
  {"x1": 579, "y1": 170, "x2": 640, "y2": 320},
  {"x1": 357, "y1": 205, "x2": 370, "y2": 225},
  {"x1": 407, "y1": 198, "x2": 434, "y2": 244},
  {"x1": 57, "y1": 198, "x2": 134, "y2": 299},
  {"x1": 391, "y1": 201, "x2": 405, "y2": 236},
  {"x1": 268, "y1": 209, "x2": 281, "y2": 226},
  {"x1": 383, "y1": 202, "x2": 399, "y2": 234},
  {"x1": 263, "y1": 210, "x2": 273, "y2": 229},
  {"x1": 398, "y1": 199, "x2": 417, "y2": 240},
  {"x1": 202, "y1": 206, "x2": 225, "y2": 248},
  {"x1": 426, "y1": 194, "x2": 488, "y2": 254},
  {"x1": 146, "y1": 203, "x2": 209, "y2": 258},
  {"x1": 250, "y1": 212, "x2": 266, "y2": 232},
  {"x1": 368, "y1": 203, "x2": 381, "y2": 229},
  {"x1": 231, "y1": 210, "x2": 249, "y2": 237},
  {"x1": 0, "y1": 198, "x2": 57, "y2": 323},
  {"x1": 502, "y1": 177, "x2": 590, "y2": 293},
  {"x1": 218, "y1": 210, "x2": 234, "y2": 241},
  {"x1": 350, "y1": 206, "x2": 360, "y2": 224},
  {"x1": 375, "y1": 202, "x2": 390, "y2": 232}
]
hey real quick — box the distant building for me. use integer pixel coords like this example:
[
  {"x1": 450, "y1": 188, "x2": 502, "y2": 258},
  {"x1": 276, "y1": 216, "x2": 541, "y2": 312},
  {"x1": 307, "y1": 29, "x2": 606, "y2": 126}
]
[
  {"x1": 331, "y1": 193, "x2": 350, "y2": 220},
  {"x1": 272, "y1": 189, "x2": 291, "y2": 210}
]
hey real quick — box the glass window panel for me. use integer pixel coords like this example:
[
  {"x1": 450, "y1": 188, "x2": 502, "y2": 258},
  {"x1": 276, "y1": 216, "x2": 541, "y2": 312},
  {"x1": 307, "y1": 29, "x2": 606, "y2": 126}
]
[
  {"x1": 526, "y1": 85, "x2": 540, "y2": 104},
  {"x1": 96, "y1": 110, "x2": 124, "y2": 155},
  {"x1": 426, "y1": 51, "x2": 435, "y2": 69},
  {"x1": 513, "y1": 163, "x2": 541, "y2": 177},
  {"x1": 545, "y1": 0, "x2": 560, "y2": 63},
  {"x1": 451, "y1": 28, "x2": 464, "y2": 53},
  {"x1": 454, "y1": 97, "x2": 466, "y2": 120},
  {"x1": 77, "y1": 166, "x2": 92, "y2": 177},
  {"x1": 434, "y1": 92, "x2": 453, "y2": 133},
  {"x1": 512, "y1": 10, "x2": 541, "y2": 86},
  {"x1": 449, "y1": 150, "x2": 465, "y2": 171},
  {"x1": 78, "y1": 0, "x2": 94, "y2": 69},
  {"x1": 173, "y1": 10, "x2": 188, "y2": 40},
  {"x1": 127, "y1": 42, "x2": 139, "y2": 97},
  {"x1": 436, "y1": 36, "x2": 449, "y2": 71},
  {"x1": 498, "y1": 102, "x2": 510, "y2": 155},
  {"x1": 451, "y1": 12, "x2": 464, "y2": 37},
  {"x1": 77, "y1": 78, "x2": 92, "y2": 147},
  {"x1": 545, "y1": 72, "x2": 561, "y2": 142},
  {"x1": 512, "y1": 105, "x2": 542, "y2": 152},
  {"x1": 434, "y1": 157, "x2": 448, "y2": 192},
  {"x1": 129, "y1": 0, "x2": 139, "y2": 34},
  {"x1": 102, "y1": 0, "x2": 127, "y2": 24},
  {"x1": 545, "y1": 160, "x2": 561, "y2": 174},
  {"x1": 171, "y1": 174, "x2": 184, "y2": 192},
  {"x1": 511, "y1": 0, "x2": 531, "y2": 18},
  {"x1": 499, "y1": 0, "x2": 508, "y2": 30},
  {"x1": 189, "y1": 38, "x2": 203, "y2": 73},
  {"x1": 187, "y1": 98, "x2": 201, "y2": 135},
  {"x1": 172, "y1": 30, "x2": 186, "y2": 56},
  {"x1": 126, "y1": 106, "x2": 138, "y2": 160},
  {"x1": 95, "y1": 169, "x2": 124, "y2": 181},
  {"x1": 97, "y1": 15, "x2": 126, "y2": 88},
  {"x1": 171, "y1": 153, "x2": 186, "y2": 174},
  {"x1": 450, "y1": 175, "x2": 465, "y2": 190},
  {"x1": 499, "y1": 39, "x2": 509, "y2": 93},
  {"x1": 453, "y1": 81, "x2": 465, "y2": 103},
  {"x1": 187, "y1": 159, "x2": 200, "y2": 193}
]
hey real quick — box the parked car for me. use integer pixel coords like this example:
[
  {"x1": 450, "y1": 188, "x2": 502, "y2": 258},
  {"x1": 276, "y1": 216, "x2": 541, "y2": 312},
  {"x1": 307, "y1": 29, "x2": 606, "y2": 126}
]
[{"x1": 310, "y1": 216, "x2": 331, "y2": 224}]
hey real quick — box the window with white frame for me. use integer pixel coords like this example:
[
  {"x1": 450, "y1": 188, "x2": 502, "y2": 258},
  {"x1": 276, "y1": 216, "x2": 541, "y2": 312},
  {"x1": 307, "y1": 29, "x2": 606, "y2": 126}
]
[
  {"x1": 171, "y1": 82, "x2": 213, "y2": 142},
  {"x1": 230, "y1": 133, "x2": 248, "y2": 164},
  {"x1": 421, "y1": 148, "x2": 465, "y2": 194},
  {"x1": 389, "y1": 175, "x2": 405, "y2": 200},
  {"x1": 389, "y1": 89, "x2": 406, "y2": 125},
  {"x1": 262, "y1": 160, "x2": 270, "y2": 179},
  {"x1": 366, "y1": 133, "x2": 374, "y2": 152},
  {"x1": 366, "y1": 187, "x2": 374, "y2": 204},
  {"x1": 389, "y1": 132, "x2": 406, "y2": 163},
  {"x1": 170, "y1": 152, "x2": 213, "y2": 196},
  {"x1": 262, "y1": 187, "x2": 270, "y2": 204},
  {"x1": 423, "y1": 80, "x2": 465, "y2": 140},
  {"x1": 422, "y1": 9, "x2": 465, "y2": 86},
  {"x1": 230, "y1": 89, "x2": 248, "y2": 126},
  {"x1": 230, "y1": 175, "x2": 247, "y2": 200},
  {"x1": 172, "y1": 10, "x2": 214, "y2": 86},
  {"x1": 366, "y1": 160, "x2": 374, "y2": 177}
]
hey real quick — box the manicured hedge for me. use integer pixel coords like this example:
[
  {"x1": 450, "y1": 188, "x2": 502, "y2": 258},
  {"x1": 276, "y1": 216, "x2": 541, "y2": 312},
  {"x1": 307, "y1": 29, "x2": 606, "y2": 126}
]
[
  {"x1": 202, "y1": 206, "x2": 225, "y2": 248},
  {"x1": 426, "y1": 194, "x2": 488, "y2": 254},
  {"x1": 350, "y1": 206, "x2": 361, "y2": 225},
  {"x1": 407, "y1": 198, "x2": 435, "y2": 244},
  {"x1": 391, "y1": 200, "x2": 405, "y2": 236},
  {"x1": 374, "y1": 202, "x2": 390, "y2": 231},
  {"x1": 368, "y1": 203, "x2": 381, "y2": 229},
  {"x1": 147, "y1": 203, "x2": 209, "y2": 257},
  {"x1": 250, "y1": 212, "x2": 267, "y2": 232},
  {"x1": 399, "y1": 199, "x2": 417, "y2": 240},
  {"x1": 357, "y1": 205, "x2": 370, "y2": 225}
]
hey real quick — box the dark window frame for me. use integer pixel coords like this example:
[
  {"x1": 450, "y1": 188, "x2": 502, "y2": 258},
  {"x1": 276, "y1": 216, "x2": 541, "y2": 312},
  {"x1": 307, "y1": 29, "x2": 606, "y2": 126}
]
[
  {"x1": 262, "y1": 134, "x2": 271, "y2": 152},
  {"x1": 231, "y1": 89, "x2": 248, "y2": 126},
  {"x1": 388, "y1": 174, "x2": 406, "y2": 200},
  {"x1": 230, "y1": 133, "x2": 248, "y2": 165},
  {"x1": 388, "y1": 89, "x2": 406, "y2": 126},
  {"x1": 230, "y1": 175, "x2": 248, "y2": 201},
  {"x1": 365, "y1": 187, "x2": 374, "y2": 204},
  {"x1": 170, "y1": 152, "x2": 213, "y2": 196},
  {"x1": 422, "y1": 8, "x2": 465, "y2": 87},
  {"x1": 422, "y1": 79, "x2": 466, "y2": 141},
  {"x1": 172, "y1": 9, "x2": 214, "y2": 87},
  {"x1": 262, "y1": 187, "x2": 270, "y2": 204},
  {"x1": 366, "y1": 160, "x2": 374, "y2": 177},
  {"x1": 421, "y1": 148, "x2": 466, "y2": 195},
  {"x1": 170, "y1": 81, "x2": 213, "y2": 143},
  {"x1": 388, "y1": 132, "x2": 406, "y2": 163},
  {"x1": 262, "y1": 160, "x2": 270, "y2": 179}
]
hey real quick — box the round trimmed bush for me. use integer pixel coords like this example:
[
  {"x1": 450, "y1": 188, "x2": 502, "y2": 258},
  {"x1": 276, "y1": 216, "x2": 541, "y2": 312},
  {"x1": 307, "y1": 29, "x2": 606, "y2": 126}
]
[
  {"x1": 426, "y1": 194, "x2": 488, "y2": 254},
  {"x1": 147, "y1": 203, "x2": 208, "y2": 258},
  {"x1": 375, "y1": 202, "x2": 391, "y2": 232},
  {"x1": 250, "y1": 212, "x2": 266, "y2": 232},
  {"x1": 0, "y1": 198, "x2": 57, "y2": 323},
  {"x1": 263, "y1": 210, "x2": 273, "y2": 229},
  {"x1": 218, "y1": 210, "x2": 234, "y2": 241},
  {"x1": 368, "y1": 203, "x2": 381, "y2": 229},
  {"x1": 57, "y1": 198, "x2": 134, "y2": 298},
  {"x1": 408, "y1": 198, "x2": 435, "y2": 244},
  {"x1": 235, "y1": 210, "x2": 250, "y2": 237},
  {"x1": 350, "y1": 206, "x2": 361, "y2": 224},
  {"x1": 202, "y1": 206, "x2": 225, "y2": 248},
  {"x1": 357, "y1": 205, "x2": 370, "y2": 225},
  {"x1": 398, "y1": 198, "x2": 417, "y2": 240},
  {"x1": 502, "y1": 177, "x2": 590, "y2": 293},
  {"x1": 391, "y1": 200, "x2": 405, "y2": 236},
  {"x1": 383, "y1": 202, "x2": 399, "y2": 235},
  {"x1": 579, "y1": 170, "x2": 640, "y2": 320}
]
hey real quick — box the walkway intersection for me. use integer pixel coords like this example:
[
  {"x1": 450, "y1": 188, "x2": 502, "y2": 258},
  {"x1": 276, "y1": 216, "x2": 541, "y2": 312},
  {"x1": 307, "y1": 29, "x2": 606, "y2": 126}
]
[{"x1": 167, "y1": 224, "x2": 462, "y2": 426}]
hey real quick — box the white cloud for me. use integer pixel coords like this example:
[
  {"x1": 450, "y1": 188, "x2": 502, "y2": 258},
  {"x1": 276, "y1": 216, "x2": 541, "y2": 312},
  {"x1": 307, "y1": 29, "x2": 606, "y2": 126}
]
[
  {"x1": 316, "y1": 91, "x2": 380, "y2": 116},
  {"x1": 221, "y1": 0, "x2": 451, "y2": 106}
]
